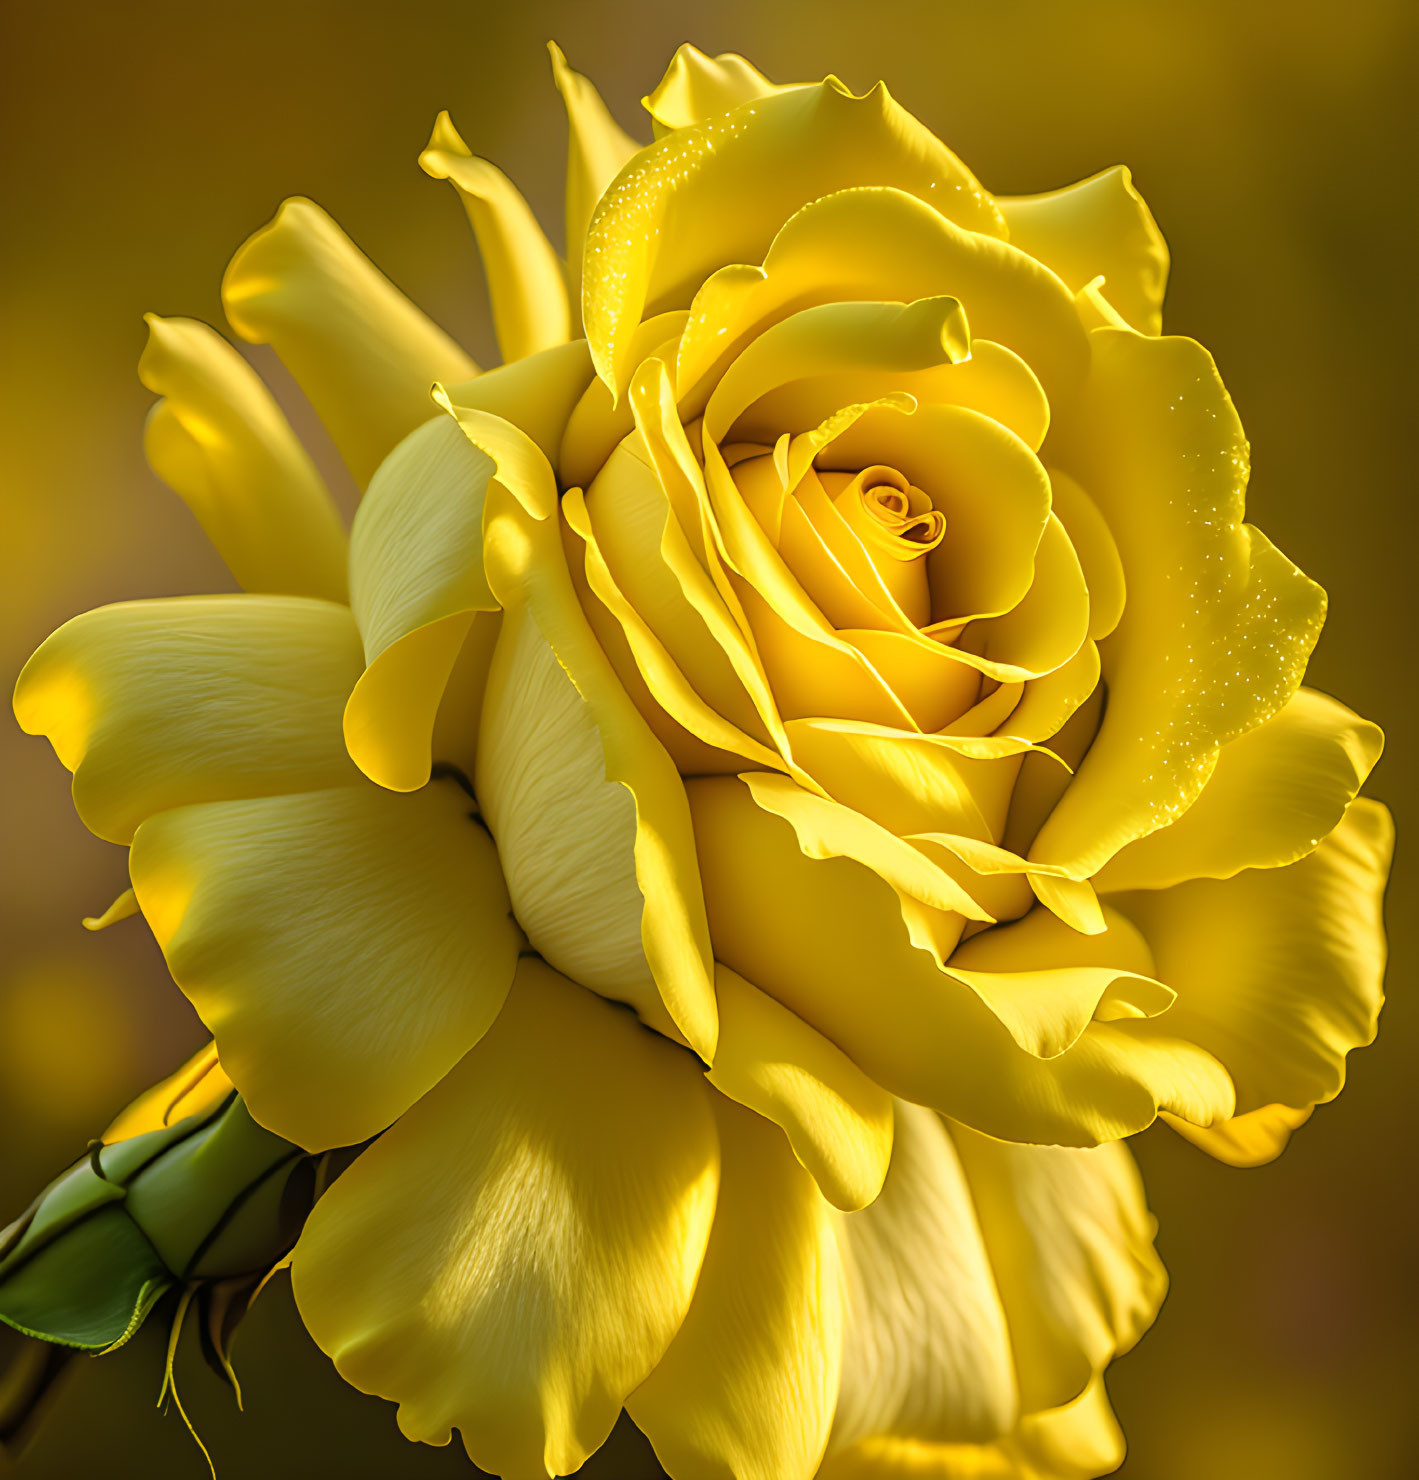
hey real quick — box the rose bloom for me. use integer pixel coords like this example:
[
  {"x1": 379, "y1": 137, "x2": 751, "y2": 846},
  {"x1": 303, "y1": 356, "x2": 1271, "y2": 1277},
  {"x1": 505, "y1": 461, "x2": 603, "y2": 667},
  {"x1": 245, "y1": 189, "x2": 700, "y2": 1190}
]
[{"x1": 5, "y1": 43, "x2": 1391, "y2": 1480}]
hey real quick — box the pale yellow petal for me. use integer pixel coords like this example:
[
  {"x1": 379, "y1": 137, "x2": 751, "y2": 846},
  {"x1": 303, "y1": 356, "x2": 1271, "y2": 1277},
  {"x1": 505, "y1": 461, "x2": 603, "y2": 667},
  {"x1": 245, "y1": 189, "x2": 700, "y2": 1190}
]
[
  {"x1": 707, "y1": 964, "x2": 894, "y2": 1213},
  {"x1": 222, "y1": 197, "x2": 477, "y2": 486},
  {"x1": 344, "y1": 416, "x2": 498, "y2": 792},
  {"x1": 952, "y1": 1125, "x2": 1166, "y2": 1413},
  {"x1": 293, "y1": 958, "x2": 718, "y2": 1480},
  {"x1": 548, "y1": 42, "x2": 640, "y2": 306},
  {"x1": 627, "y1": 1094, "x2": 843, "y2": 1480},
  {"x1": 129, "y1": 780, "x2": 519, "y2": 1151},
  {"x1": 139, "y1": 314, "x2": 346, "y2": 601},
  {"x1": 14, "y1": 596, "x2": 362, "y2": 843},
  {"x1": 470, "y1": 424, "x2": 718, "y2": 1059},
  {"x1": 420, "y1": 112, "x2": 570, "y2": 363},
  {"x1": 830, "y1": 1104, "x2": 1017, "y2": 1453},
  {"x1": 477, "y1": 599, "x2": 677, "y2": 1032}
]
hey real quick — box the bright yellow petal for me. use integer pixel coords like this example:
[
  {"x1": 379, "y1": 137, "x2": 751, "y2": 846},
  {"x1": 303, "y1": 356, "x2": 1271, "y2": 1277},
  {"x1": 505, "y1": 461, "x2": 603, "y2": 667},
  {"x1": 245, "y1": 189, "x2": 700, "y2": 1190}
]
[
  {"x1": 1031, "y1": 329, "x2": 1326, "y2": 876},
  {"x1": 703, "y1": 297, "x2": 970, "y2": 444},
  {"x1": 469, "y1": 422, "x2": 718, "y2": 1059},
  {"x1": 1045, "y1": 470, "x2": 1124, "y2": 642},
  {"x1": 102, "y1": 1042, "x2": 233, "y2": 1144},
  {"x1": 744, "y1": 770, "x2": 993, "y2": 922},
  {"x1": 344, "y1": 416, "x2": 499, "y2": 792},
  {"x1": 707, "y1": 964, "x2": 894, "y2": 1213},
  {"x1": 1001, "y1": 166, "x2": 1169, "y2": 335},
  {"x1": 1005, "y1": 1377, "x2": 1127, "y2": 1480},
  {"x1": 643, "y1": 43, "x2": 786, "y2": 132},
  {"x1": 571, "y1": 453, "x2": 779, "y2": 761},
  {"x1": 585, "y1": 80, "x2": 1003, "y2": 393},
  {"x1": 559, "y1": 311, "x2": 687, "y2": 487},
  {"x1": 1163, "y1": 1102, "x2": 1313, "y2": 1168},
  {"x1": 820, "y1": 1375, "x2": 1125, "y2": 1480},
  {"x1": 548, "y1": 42, "x2": 640, "y2": 307},
  {"x1": 129, "y1": 780, "x2": 519, "y2": 1151},
  {"x1": 689, "y1": 775, "x2": 1235, "y2": 1146},
  {"x1": 420, "y1": 112, "x2": 570, "y2": 363},
  {"x1": 1112, "y1": 798, "x2": 1392, "y2": 1117},
  {"x1": 830, "y1": 1104, "x2": 1017, "y2": 1453},
  {"x1": 139, "y1": 315, "x2": 347, "y2": 601},
  {"x1": 292, "y1": 958, "x2": 718, "y2": 1480},
  {"x1": 447, "y1": 337, "x2": 596, "y2": 464},
  {"x1": 14, "y1": 596, "x2": 362, "y2": 843},
  {"x1": 677, "y1": 186, "x2": 1087, "y2": 411},
  {"x1": 222, "y1": 197, "x2": 477, "y2": 486},
  {"x1": 939, "y1": 905, "x2": 1174, "y2": 1061},
  {"x1": 627, "y1": 1093, "x2": 843, "y2": 1480},
  {"x1": 1096, "y1": 686, "x2": 1383, "y2": 892},
  {"x1": 952, "y1": 1124, "x2": 1165, "y2": 1414}
]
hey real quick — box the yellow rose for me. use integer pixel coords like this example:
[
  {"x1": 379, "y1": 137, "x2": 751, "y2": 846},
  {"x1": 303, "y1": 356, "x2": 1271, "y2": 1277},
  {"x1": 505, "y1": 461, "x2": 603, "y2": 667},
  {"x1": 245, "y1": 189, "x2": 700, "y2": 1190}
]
[{"x1": 7, "y1": 43, "x2": 1391, "y2": 1480}]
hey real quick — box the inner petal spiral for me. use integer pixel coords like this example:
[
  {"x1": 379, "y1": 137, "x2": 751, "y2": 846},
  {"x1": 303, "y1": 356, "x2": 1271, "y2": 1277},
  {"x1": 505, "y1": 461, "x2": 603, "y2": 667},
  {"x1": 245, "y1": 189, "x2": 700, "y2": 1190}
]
[{"x1": 825, "y1": 465, "x2": 945, "y2": 627}]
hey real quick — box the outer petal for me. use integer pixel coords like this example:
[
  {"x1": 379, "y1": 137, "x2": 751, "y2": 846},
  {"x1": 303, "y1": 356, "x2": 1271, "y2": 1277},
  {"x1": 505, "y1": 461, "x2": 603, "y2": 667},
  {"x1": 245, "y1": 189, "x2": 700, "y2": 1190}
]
[
  {"x1": 1113, "y1": 798, "x2": 1392, "y2": 1116},
  {"x1": 548, "y1": 42, "x2": 640, "y2": 305},
  {"x1": 1001, "y1": 167, "x2": 1169, "y2": 335},
  {"x1": 643, "y1": 44, "x2": 786, "y2": 131},
  {"x1": 469, "y1": 415, "x2": 718, "y2": 1060},
  {"x1": 477, "y1": 601, "x2": 672, "y2": 1022},
  {"x1": 1163, "y1": 1102, "x2": 1313, "y2": 1168},
  {"x1": 344, "y1": 417, "x2": 498, "y2": 792},
  {"x1": 689, "y1": 775, "x2": 1235, "y2": 1147},
  {"x1": 1095, "y1": 687, "x2": 1383, "y2": 892},
  {"x1": 627, "y1": 1094, "x2": 844, "y2": 1480},
  {"x1": 951, "y1": 1125, "x2": 1166, "y2": 1414},
  {"x1": 830, "y1": 1104, "x2": 1017, "y2": 1453},
  {"x1": 222, "y1": 197, "x2": 478, "y2": 486},
  {"x1": 14, "y1": 596, "x2": 363, "y2": 843},
  {"x1": 129, "y1": 781, "x2": 520, "y2": 1151},
  {"x1": 939, "y1": 907, "x2": 1175, "y2": 1062},
  {"x1": 1031, "y1": 329, "x2": 1326, "y2": 877},
  {"x1": 138, "y1": 315, "x2": 347, "y2": 601},
  {"x1": 293, "y1": 959, "x2": 718, "y2": 1480},
  {"x1": 821, "y1": 1376, "x2": 1125, "y2": 1480},
  {"x1": 420, "y1": 112, "x2": 570, "y2": 363},
  {"x1": 707, "y1": 964, "x2": 894, "y2": 1213},
  {"x1": 584, "y1": 79, "x2": 1004, "y2": 393},
  {"x1": 341, "y1": 346, "x2": 594, "y2": 794}
]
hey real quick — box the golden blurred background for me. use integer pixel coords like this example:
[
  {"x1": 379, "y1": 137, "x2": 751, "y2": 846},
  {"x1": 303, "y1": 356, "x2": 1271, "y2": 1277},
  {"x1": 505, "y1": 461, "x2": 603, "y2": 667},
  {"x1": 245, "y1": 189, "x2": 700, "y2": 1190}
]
[{"x1": 2, "y1": 1, "x2": 1414, "y2": 1475}]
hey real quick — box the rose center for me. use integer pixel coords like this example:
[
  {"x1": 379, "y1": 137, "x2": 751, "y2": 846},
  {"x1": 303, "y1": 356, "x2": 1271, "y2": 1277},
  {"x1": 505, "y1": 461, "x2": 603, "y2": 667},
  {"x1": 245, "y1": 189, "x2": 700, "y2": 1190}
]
[{"x1": 822, "y1": 466, "x2": 944, "y2": 627}]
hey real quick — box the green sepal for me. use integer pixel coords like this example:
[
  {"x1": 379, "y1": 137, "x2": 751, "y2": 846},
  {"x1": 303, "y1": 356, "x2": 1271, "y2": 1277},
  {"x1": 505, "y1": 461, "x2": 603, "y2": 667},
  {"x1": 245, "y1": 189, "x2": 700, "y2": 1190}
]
[
  {"x1": 125, "y1": 1097, "x2": 300, "y2": 1278},
  {"x1": 0, "y1": 1206, "x2": 172, "y2": 1351}
]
